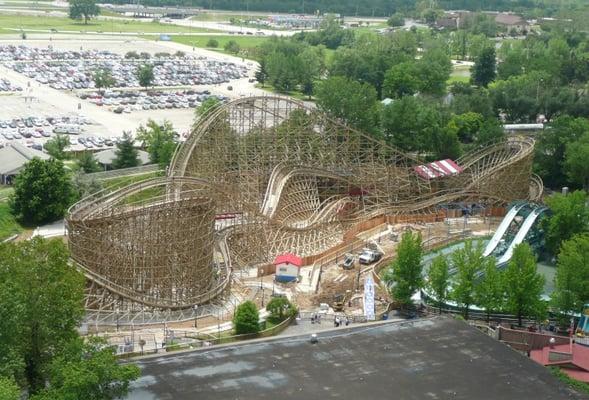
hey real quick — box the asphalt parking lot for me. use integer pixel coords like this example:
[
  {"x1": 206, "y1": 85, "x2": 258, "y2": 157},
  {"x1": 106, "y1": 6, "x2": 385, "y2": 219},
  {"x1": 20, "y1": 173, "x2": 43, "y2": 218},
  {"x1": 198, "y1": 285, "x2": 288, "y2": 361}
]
[
  {"x1": 0, "y1": 45, "x2": 248, "y2": 90},
  {"x1": 0, "y1": 37, "x2": 265, "y2": 141}
]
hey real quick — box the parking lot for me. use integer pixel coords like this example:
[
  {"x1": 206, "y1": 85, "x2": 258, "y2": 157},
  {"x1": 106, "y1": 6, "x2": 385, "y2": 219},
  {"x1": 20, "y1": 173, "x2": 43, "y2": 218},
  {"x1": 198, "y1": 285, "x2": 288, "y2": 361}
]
[
  {"x1": 0, "y1": 45, "x2": 248, "y2": 90},
  {"x1": 0, "y1": 78, "x2": 21, "y2": 92},
  {"x1": 80, "y1": 89, "x2": 227, "y2": 114},
  {"x1": 0, "y1": 36, "x2": 264, "y2": 143}
]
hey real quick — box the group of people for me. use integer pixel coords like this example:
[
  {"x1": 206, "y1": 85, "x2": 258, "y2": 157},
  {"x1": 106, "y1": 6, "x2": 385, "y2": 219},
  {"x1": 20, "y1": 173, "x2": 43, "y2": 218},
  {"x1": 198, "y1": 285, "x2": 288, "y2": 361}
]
[{"x1": 334, "y1": 316, "x2": 350, "y2": 327}]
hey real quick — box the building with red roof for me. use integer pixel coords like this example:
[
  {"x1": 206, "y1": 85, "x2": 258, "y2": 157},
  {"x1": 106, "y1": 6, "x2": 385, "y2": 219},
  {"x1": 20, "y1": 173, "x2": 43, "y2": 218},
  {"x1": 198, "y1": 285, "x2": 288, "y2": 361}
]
[{"x1": 273, "y1": 253, "x2": 303, "y2": 283}]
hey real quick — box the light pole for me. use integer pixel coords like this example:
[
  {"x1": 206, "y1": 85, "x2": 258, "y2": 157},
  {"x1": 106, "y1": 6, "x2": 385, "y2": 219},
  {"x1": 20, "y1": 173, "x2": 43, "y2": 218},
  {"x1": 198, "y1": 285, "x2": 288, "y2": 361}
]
[{"x1": 193, "y1": 305, "x2": 198, "y2": 329}]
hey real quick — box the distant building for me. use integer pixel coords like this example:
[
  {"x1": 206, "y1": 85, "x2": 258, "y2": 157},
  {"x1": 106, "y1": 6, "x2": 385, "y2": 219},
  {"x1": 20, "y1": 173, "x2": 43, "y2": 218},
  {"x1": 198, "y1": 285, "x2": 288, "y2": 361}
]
[
  {"x1": 0, "y1": 143, "x2": 49, "y2": 184},
  {"x1": 93, "y1": 148, "x2": 150, "y2": 170},
  {"x1": 274, "y1": 253, "x2": 303, "y2": 283},
  {"x1": 493, "y1": 12, "x2": 528, "y2": 33}
]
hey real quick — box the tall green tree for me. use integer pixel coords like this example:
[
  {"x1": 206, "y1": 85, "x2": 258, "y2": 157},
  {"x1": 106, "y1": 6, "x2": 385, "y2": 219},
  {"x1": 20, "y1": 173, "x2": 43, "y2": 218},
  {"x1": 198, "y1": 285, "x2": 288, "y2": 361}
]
[
  {"x1": 195, "y1": 97, "x2": 221, "y2": 120},
  {"x1": 565, "y1": 132, "x2": 589, "y2": 191},
  {"x1": 0, "y1": 238, "x2": 84, "y2": 393},
  {"x1": 384, "y1": 231, "x2": 423, "y2": 308},
  {"x1": 552, "y1": 234, "x2": 589, "y2": 320},
  {"x1": 315, "y1": 76, "x2": 379, "y2": 134},
  {"x1": 427, "y1": 254, "x2": 450, "y2": 314},
  {"x1": 503, "y1": 243, "x2": 545, "y2": 326},
  {"x1": 44, "y1": 134, "x2": 70, "y2": 160},
  {"x1": 0, "y1": 377, "x2": 19, "y2": 400},
  {"x1": 543, "y1": 190, "x2": 589, "y2": 255},
  {"x1": 31, "y1": 338, "x2": 140, "y2": 400},
  {"x1": 0, "y1": 239, "x2": 140, "y2": 398},
  {"x1": 136, "y1": 119, "x2": 177, "y2": 168},
  {"x1": 387, "y1": 13, "x2": 405, "y2": 27},
  {"x1": 475, "y1": 258, "x2": 503, "y2": 321},
  {"x1": 76, "y1": 151, "x2": 101, "y2": 173},
  {"x1": 136, "y1": 64, "x2": 154, "y2": 89},
  {"x1": 451, "y1": 241, "x2": 484, "y2": 319},
  {"x1": 534, "y1": 116, "x2": 589, "y2": 189},
  {"x1": 233, "y1": 301, "x2": 260, "y2": 335},
  {"x1": 255, "y1": 59, "x2": 268, "y2": 87},
  {"x1": 417, "y1": 46, "x2": 452, "y2": 96},
  {"x1": 471, "y1": 46, "x2": 496, "y2": 87},
  {"x1": 9, "y1": 159, "x2": 75, "y2": 225},
  {"x1": 93, "y1": 68, "x2": 115, "y2": 93},
  {"x1": 266, "y1": 297, "x2": 296, "y2": 321},
  {"x1": 112, "y1": 132, "x2": 139, "y2": 170},
  {"x1": 68, "y1": 0, "x2": 100, "y2": 24},
  {"x1": 383, "y1": 61, "x2": 420, "y2": 98}
]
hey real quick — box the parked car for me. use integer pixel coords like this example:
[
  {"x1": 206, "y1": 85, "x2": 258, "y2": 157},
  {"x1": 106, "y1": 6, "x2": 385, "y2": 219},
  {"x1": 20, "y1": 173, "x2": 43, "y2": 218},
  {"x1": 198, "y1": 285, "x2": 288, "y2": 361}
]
[{"x1": 358, "y1": 249, "x2": 383, "y2": 265}]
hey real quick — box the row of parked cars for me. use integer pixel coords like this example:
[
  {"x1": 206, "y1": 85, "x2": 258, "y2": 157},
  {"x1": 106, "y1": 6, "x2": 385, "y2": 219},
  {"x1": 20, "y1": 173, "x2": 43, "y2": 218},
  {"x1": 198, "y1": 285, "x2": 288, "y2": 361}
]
[
  {"x1": 79, "y1": 89, "x2": 226, "y2": 113},
  {"x1": 0, "y1": 45, "x2": 119, "y2": 62},
  {"x1": 0, "y1": 78, "x2": 21, "y2": 92},
  {"x1": 0, "y1": 115, "x2": 92, "y2": 141},
  {"x1": 1, "y1": 46, "x2": 248, "y2": 90}
]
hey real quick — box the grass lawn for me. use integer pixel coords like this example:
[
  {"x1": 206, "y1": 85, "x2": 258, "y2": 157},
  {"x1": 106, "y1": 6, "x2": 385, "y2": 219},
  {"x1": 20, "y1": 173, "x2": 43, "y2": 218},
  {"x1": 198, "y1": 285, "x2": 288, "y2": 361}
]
[
  {"x1": 0, "y1": 202, "x2": 22, "y2": 241},
  {"x1": 170, "y1": 34, "x2": 269, "y2": 59},
  {"x1": 255, "y1": 83, "x2": 311, "y2": 101},
  {"x1": 0, "y1": 186, "x2": 14, "y2": 202},
  {"x1": 0, "y1": 14, "x2": 218, "y2": 34}
]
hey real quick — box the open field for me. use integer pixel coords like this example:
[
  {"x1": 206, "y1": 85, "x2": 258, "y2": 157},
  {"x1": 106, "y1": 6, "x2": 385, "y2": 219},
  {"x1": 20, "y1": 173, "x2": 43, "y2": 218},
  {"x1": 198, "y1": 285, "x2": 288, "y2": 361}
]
[
  {"x1": 170, "y1": 34, "x2": 269, "y2": 57},
  {"x1": 0, "y1": 14, "x2": 219, "y2": 34}
]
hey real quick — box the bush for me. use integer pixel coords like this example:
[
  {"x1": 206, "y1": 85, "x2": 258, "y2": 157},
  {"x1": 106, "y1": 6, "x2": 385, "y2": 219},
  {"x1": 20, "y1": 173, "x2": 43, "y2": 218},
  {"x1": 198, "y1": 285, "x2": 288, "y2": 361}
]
[
  {"x1": 125, "y1": 51, "x2": 140, "y2": 59},
  {"x1": 233, "y1": 301, "x2": 260, "y2": 335},
  {"x1": 175, "y1": 50, "x2": 185, "y2": 57},
  {"x1": 266, "y1": 297, "x2": 296, "y2": 322},
  {"x1": 206, "y1": 38, "x2": 219, "y2": 48},
  {"x1": 224, "y1": 40, "x2": 241, "y2": 54}
]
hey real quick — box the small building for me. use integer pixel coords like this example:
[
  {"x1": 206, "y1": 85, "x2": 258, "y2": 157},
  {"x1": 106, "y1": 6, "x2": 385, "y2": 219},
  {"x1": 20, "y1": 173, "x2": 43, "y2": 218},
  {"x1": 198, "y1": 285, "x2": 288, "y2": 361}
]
[
  {"x1": 274, "y1": 253, "x2": 303, "y2": 283},
  {"x1": 0, "y1": 143, "x2": 49, "y2": 184},
  {"x1": 93, "y1": 148, "x2": 150, "y2": 170},
  {"x1": 414, "y1": 159, "x2": 463, "y2": 180},
  {"x1": 494, "y1": 12, "x2": 528, "y2": 33}
]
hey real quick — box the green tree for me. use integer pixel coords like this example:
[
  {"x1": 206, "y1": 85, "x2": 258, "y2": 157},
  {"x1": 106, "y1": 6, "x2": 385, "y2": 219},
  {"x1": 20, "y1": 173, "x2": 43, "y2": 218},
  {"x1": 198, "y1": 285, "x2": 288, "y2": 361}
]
[
  {"x1": 451, "y1": 241, "x2": 484, "y2": 319},
  {"x1": 383, "y1": 61, "x2": 420, "y2": 98},
  {"x1": 0, "y1": 377, "x2": 19, "y2": 400},
  {"x1": 255, "y1": 58, "x2": 268, "y2": 87},
  {"x1": 224, "y1": 40, "x2": 241, "y2": 54},
  {"x1": 503, "y1": 243, "x2": 545, "y2": 326},
  {"x1": 31, "y1": 338, "x2": 140, "y2": 400},
  {"x1": 475, "y1": 258, "x2": 503, "y2": 321},
  {"x1": 9, "y1": 159, "x2": 75, "y2": 225},
  {"x1": 535, "y1": 116, "x2": 589, "y2": 189},
  {"x1": 266, "y1": 297, "x2": 296, "y2": 321},
  {"x1": 68, "y1": 0, "x2": 99, "y2": 24},
  {"x1": 93, "y1": 68, "x2": 115, "y2": 93},
  {"x1": 233, "y1": 301, "x2": 260, "y2": 335},
  {"x1": 427, "y1": 254, "x2": 450, "y2": 314},
  {"x1": 136, "y1": 64, "x2": 154, "y2": 89},
  {"x1": 384, "y1": 231, "x2": 423, "y2": 308},
  {"x1": 206, "y1": 38, "x2": 219, "y2": 48},
  {"x1": 112, "y1": 132, "x2": 139, "y2": 170},
  {"x1": 195, "y1": 97, "x2": 221, "y2": 120},
  {"x1": 543, "y1": 191, "x2": 589, "y2": 255},
  {"x1": 136, "y1": 119, "x2": 177, "y2": 168},
  {"x1": 387, "y1": 13, "x2": 405, "y2": 27},
  {"x1": 417, "y1": 46, "x2": 452, "y2": 96},
  {"x1": 565, "y1": 132, "x2": 589, "y2": 191},
  {"x1": 44, "y1": 134, "x2": 70, "y2": 160},
  {"x1": 471, "y1": 46, "x2": 496, "y2": 87},
  {"x1": 315, "y1": 76, "x2": 379, "y2": 134},
  {"x1": 552, "y1": 234, "x2": 589, "y2": 321},
  {"x1": 76, "y1": 151, "x2": 100, "y2": 173},
  {"x1": 0, "y1": 238, "x2": 84, "y2": 393}
]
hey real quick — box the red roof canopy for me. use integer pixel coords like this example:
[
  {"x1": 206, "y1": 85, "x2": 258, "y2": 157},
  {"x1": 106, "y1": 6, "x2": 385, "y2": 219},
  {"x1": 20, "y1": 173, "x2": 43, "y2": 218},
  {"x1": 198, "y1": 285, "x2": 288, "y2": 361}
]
[
  {"x1": 414, "y1": 159, "x2": 463, "y2": 180},
  {"x1": 273, "y1": 253, "x2": 303, "y2": 267}
]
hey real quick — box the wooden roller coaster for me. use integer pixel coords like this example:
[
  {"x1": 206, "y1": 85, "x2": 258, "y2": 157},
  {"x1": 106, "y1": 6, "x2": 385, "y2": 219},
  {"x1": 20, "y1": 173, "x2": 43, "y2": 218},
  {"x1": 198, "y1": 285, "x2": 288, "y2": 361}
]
[{"x1": 66, "y1": 96, "x2": 542, "y2": 323}]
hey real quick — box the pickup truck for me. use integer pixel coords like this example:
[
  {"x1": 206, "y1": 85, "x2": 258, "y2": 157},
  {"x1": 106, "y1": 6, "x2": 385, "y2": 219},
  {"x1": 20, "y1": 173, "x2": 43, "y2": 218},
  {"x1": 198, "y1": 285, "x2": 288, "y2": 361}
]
[{"x1": 358, "y1": 249, "x2": 382, "y2": 265}]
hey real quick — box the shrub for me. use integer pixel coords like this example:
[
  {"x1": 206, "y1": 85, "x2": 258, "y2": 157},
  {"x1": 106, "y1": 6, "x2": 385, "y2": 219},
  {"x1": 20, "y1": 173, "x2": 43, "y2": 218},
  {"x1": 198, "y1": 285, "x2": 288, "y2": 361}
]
[
  {"x1": 206, "y1": 38, "x2": 219, "y2": 48},
  {"x1": 233, "y1": 301, "x2": 260, "y2": 335}
]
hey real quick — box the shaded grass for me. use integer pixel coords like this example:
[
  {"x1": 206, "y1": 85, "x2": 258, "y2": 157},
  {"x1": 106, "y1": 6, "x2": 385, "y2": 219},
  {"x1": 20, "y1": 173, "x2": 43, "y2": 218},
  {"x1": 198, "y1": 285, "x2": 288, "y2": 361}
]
[
  {"x1": 0, "y1": 202, "x2": 22, "y2": 241},
  {"x1": 170, "y1": 34, "x2": 269, "y2": 59},
  {"x1": 0, "y1": 14, "x2": 218, "y2": 34}
]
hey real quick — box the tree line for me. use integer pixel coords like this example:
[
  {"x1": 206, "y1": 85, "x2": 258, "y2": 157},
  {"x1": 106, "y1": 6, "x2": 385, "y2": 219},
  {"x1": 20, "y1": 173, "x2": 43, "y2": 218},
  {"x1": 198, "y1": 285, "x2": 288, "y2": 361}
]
[{"x1": 384, "y1": 190, "x2": 589, "y2": 327}]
